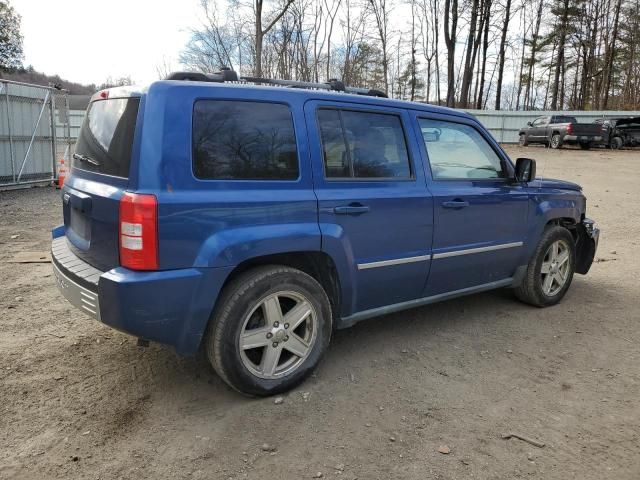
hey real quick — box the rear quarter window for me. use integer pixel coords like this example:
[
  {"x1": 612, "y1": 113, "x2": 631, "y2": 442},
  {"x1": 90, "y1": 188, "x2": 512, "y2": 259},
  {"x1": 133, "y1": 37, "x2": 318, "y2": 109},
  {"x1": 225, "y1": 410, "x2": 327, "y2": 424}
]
[{"x1": 192, "y1": 100, "x2": 299, "y2": 180}]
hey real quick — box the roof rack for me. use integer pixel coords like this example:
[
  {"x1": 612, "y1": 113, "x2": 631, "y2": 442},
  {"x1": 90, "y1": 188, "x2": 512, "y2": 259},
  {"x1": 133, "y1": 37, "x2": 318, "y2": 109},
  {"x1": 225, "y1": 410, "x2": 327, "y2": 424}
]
[{"x1": 165, "y1": 68, "x2": 388, "y2": 98}]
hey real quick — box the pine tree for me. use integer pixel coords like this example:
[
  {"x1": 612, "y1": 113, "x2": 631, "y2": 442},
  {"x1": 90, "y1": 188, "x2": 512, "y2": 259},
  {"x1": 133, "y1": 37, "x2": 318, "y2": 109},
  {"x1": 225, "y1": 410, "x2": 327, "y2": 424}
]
[{"x1": 0, "y1": 1, "x2": 23, "y2": 70}]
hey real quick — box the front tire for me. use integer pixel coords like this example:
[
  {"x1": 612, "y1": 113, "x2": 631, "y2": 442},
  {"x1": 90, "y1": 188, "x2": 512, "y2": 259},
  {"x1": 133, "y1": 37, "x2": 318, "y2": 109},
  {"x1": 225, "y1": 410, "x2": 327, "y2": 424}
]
[
  {"x1": 519, "y1": 134, "x2": 529, "y2": 146},
  {"x1": 205, "y1": 266, "x2": 332, "y2": 396},
  {"x1": 514, "y1": 226, "x2": 576, "y2": 307}
]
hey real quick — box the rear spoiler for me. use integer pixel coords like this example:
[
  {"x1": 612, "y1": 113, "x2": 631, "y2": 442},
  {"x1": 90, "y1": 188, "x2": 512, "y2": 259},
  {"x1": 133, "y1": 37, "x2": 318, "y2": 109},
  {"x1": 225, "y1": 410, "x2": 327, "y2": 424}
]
[{"x1": 90, "y1": 86, "x2": 144, "y2": 102}]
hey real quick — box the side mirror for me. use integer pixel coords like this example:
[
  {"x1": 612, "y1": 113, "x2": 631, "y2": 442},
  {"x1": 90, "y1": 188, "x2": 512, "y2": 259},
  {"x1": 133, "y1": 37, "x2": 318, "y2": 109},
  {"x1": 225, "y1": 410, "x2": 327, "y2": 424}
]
[
  {"x1": 515, "y1": 158, "x2": 536, "y2": 183},
  {"x1": 526, "y1": 121, "x2": 532, "y2": 127}
]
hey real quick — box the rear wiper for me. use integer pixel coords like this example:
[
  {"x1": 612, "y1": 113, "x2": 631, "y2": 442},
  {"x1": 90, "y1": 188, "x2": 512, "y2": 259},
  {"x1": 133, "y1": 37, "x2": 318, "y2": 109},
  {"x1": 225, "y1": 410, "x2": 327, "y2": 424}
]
[{"x1": 73, "y1": 153, "x2": 101, "y2": 166}]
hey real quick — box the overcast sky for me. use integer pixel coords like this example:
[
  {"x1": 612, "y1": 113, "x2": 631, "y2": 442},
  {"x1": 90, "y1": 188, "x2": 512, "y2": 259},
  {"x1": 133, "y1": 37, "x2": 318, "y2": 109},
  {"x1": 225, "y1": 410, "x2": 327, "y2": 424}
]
[{"x1": 12, "y1": 0, "x2": 199, "y2": 85}]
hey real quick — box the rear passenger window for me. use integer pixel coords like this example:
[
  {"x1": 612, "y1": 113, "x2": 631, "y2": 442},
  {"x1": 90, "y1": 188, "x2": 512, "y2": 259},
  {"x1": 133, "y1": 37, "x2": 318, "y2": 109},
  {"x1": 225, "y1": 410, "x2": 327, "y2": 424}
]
[
  {"x1": 193, "y1": 101, "x2": 298, "y2": 180},
  {"x1": 317, "y1": 108, "x2": 411, "y2": 179}
]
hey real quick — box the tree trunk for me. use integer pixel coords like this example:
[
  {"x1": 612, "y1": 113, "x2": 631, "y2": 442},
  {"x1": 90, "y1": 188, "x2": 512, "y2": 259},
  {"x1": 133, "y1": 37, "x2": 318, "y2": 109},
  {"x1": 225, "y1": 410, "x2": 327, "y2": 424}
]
[
  {"x1": 602, "y1": 0, "x2": 622, "y2": 108},
  {"x1": 255, "y1": 0, "x2": 263, "y2": 77},
  {"x1": 476, "y1": 0, "x2": 491, "y2": 109},
  {"x1": 254, "y1": 0, "x2": 295, "y2": 78},
  {"x1": 444, "y1": 0, "x2": 459, "y2": 106},
  {"x1": 523, "y1": 0, "x2": 543, "y2": 109},
  {"x1": 459, "y1": 0, "x2": 479, "y2": 107},
  {"x1": 410, "y1": 2, "x2": 417, "y2": 101},
  {"x1": 495, "y1": 0, "x2": 512, "y2": 110},
  {"x1": 515, "y1": 6, "x2": 527, "y2": 110},
  {"x1": 434, "y1": 0, "x2": 442, "y2": 104},
  {"x1": 551, "y1": 0, "x2": 570, "y2": 110}
]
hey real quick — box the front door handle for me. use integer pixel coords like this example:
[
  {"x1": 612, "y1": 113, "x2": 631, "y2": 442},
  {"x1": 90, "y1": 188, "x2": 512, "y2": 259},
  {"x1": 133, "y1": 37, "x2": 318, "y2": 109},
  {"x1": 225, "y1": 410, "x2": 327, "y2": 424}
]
[
  {"x1": 442, "y1": 200, "x2": 469, "y2": 209},
  {"x1": 333, "y1": 204, "x2": 370, "y2": 215}
]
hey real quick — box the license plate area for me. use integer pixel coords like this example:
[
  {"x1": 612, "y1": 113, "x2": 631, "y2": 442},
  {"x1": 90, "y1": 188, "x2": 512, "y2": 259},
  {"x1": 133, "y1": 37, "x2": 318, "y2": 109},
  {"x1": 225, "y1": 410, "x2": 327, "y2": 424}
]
[{"x1": 69, "y1": 208, "x2": 91, "y2": 243}]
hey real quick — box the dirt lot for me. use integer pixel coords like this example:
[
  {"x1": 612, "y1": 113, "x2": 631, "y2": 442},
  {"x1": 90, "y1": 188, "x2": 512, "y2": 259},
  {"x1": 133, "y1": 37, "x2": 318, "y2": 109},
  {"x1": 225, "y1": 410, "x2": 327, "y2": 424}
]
[{"x1": 1, "y1": 146, "x2": 639, "y2": 480}]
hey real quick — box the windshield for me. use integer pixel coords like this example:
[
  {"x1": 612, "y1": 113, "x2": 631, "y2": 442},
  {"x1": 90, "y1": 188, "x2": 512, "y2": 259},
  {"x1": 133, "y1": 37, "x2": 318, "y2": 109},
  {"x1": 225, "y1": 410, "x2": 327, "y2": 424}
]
[{"x1": 73, "y1": 98, "x2": 140, "y2": 178}]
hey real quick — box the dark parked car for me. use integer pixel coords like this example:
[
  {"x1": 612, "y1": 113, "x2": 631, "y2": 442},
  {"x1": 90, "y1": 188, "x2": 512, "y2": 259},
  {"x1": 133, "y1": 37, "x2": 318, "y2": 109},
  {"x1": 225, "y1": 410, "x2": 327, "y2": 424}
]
[
  {"x1": 593, "y1": 117, "x2": 640, "y2": 149},
  {"x1": 52, "y1": 70, "x2": 599, "y2": 396},
  {"x1": 519, "y1": 115, "x2": 603, "y2": 149}
]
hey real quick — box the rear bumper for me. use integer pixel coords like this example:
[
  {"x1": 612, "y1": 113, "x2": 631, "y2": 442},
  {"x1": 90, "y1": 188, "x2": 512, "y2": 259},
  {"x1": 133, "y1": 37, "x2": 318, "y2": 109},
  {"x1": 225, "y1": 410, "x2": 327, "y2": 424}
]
[
  {"x1": 51, "y1": 235, "x2": 233, "y2": 355},
  {"x1": 53, "y1": 260, "x2": 101, "y2": 320},
  {"x1": 563, "y1": 135, "x2": 603, "y2": 143}
]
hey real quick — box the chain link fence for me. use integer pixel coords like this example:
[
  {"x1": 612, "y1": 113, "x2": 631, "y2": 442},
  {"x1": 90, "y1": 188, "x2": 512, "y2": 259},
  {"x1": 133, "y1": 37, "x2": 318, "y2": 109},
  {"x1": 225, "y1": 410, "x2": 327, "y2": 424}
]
[{"x1": 0, "y1": 80, "x2": 73, "y2": 189}]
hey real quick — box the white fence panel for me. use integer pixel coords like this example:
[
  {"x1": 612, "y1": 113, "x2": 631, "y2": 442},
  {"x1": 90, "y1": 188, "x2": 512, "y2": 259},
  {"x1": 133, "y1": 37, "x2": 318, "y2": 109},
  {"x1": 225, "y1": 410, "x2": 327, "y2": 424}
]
[
  {"x1": 60, "y1": 108, "x2": 640, "y2": 150},
  {"x1": 466, "y1": 110, "x2": 640, "y2": 143}
]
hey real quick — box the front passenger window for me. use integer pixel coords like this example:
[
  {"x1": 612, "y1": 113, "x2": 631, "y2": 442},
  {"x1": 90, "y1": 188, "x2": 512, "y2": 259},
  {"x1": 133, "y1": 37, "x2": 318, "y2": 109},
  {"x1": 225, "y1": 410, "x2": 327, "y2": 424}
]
[{"x1": 419, "y1": 118, "x2": 506, "y2": 180}]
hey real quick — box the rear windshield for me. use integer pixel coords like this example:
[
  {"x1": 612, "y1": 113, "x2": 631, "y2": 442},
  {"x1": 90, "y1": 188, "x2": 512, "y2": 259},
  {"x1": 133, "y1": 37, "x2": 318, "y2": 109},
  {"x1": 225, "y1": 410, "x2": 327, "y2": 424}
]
[
  {"x1": 553, "y1": 116, "x2": 577, "y2": 124},
  {"x1": 73, "y1": 98, "x2": 140, "y2": 178}
]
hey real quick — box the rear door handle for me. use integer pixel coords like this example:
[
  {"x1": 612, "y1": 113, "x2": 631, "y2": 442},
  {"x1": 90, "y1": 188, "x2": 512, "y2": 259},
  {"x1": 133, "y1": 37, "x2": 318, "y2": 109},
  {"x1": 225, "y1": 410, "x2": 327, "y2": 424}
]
[
  {"x1": 333, "y1": 204, "x2": 370, "y2": 215},
  {"x1": 442, "y1": 200, "x2": 469, "y2": 209}
]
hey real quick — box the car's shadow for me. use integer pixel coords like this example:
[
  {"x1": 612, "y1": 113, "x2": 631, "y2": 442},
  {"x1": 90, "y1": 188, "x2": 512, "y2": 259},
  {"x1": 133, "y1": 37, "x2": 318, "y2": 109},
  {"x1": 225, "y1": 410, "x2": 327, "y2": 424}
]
[{"x1": 128, "y1": 275, "x2": 613, "y2": 399}]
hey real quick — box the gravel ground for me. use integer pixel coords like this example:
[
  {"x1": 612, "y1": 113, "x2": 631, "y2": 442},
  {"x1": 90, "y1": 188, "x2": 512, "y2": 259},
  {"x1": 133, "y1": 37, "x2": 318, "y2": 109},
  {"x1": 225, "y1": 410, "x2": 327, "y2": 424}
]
[{"x1": 1, "y1": 146, "x2": 638, "y2": 480}]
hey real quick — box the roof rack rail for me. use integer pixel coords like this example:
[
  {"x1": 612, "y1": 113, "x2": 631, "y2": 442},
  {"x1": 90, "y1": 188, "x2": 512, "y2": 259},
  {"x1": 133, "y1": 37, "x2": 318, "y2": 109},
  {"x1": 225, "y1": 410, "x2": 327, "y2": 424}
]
[{"x1": 165, "y1": 68, "x2": 388, "y2": 98}]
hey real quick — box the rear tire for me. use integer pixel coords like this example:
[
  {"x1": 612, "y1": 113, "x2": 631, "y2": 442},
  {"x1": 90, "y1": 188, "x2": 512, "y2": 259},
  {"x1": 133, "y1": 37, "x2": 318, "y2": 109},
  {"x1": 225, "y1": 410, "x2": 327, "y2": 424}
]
[
  {"x1": 550, "y1": 134, "x2": 562, "y2": 149},
  {"x1": 205, "y1": 265, "x2": 332, "y2": 396},
  {"x1": 611, "y1": 137, "x2": 623, "y2": 150},
  {"x1": 514, "y1": 226, "x2": 576, "y2": 307}
]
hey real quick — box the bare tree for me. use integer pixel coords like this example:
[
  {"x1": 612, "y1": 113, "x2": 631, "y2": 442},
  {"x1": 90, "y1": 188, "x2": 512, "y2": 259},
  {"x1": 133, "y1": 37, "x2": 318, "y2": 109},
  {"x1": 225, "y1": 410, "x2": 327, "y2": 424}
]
[
  {"x1": 368, "y1": 0, "x2": 392, "y2": 93},
  {"x1": 494, "y1": 0, "x2": 512, "y2": 110},
  {"x1": 522, "y1": 0, "x2": 543, "y2": 109},
  {"x1": 600, "y1": 0, "x2": 622, "y2": 108},
  {"x1": 443, "y1": 0, "x2": 459, "y2": 106},
  {"x1": 155, "y1": 56, "x2": 175, "y2": 79},
  {"x1": 475, "y1": 0, "x2": 492, "y2": 108},
  {"x1": 176, "y1": 0, "x2": 640, "y2": 110},
  {"x1": 254, "y1": 0, "x2": 296, "y2": 77},
  {"x1": 459, "y1": 0, "x2": 480, "y2": 108}
]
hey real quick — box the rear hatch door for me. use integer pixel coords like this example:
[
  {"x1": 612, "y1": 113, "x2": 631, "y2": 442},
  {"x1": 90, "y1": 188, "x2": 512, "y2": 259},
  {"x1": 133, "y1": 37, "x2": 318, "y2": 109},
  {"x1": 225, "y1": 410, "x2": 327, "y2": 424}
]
[{"x1": 63, "y1": 94, "x2": 141, "y2": 271}]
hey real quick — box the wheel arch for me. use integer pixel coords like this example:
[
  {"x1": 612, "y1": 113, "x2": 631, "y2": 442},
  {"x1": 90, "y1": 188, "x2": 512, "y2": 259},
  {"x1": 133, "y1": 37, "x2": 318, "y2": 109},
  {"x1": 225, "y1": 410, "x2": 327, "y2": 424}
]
[
  {"x1": 219, "y1": 251, "x2": 343, "y2": 326},
  {"x1": 545, "y1": 216, "x2": 579, "y2": 241},
  {"x1": 543, "y1": 217, "x2": 595, "y2": 274}
]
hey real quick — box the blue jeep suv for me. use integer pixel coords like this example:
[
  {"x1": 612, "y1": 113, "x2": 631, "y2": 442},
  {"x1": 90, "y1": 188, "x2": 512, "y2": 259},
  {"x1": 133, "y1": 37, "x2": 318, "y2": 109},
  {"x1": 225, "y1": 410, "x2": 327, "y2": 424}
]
[{"x1": 52, "y1": 70, "x2": 599, "y2": 395}]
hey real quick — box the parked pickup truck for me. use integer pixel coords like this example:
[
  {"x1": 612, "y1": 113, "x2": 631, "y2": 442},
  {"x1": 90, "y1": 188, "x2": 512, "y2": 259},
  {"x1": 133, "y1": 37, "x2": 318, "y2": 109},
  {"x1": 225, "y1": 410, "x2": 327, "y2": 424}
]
[
  {"x1": 52, "y1": 71, "x2": 599, "y2": 396},
  {"x1": 593, "y1": 117, "x2": 640, "y2": 149},
  {"x1": 518, "y1": 115, "x2": 603, "y2": 149}
]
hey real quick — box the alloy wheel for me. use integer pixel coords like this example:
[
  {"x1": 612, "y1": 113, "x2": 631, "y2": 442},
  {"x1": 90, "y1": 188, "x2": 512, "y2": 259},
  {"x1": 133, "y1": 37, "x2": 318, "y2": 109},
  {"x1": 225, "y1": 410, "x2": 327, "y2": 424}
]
[
  {"x1": 238, "y1": 291, "x2": 317, "y2": 379},
  {"x1": 540, "y1": 239, "x2": 571, "y2": 296}
]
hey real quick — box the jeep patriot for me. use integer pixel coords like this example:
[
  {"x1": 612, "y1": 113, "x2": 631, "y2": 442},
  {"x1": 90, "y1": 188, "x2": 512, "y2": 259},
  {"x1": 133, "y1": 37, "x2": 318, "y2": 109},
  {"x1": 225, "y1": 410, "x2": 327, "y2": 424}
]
[{"x1": 52, "y1": 70, "x2": 599, "y2": 395}]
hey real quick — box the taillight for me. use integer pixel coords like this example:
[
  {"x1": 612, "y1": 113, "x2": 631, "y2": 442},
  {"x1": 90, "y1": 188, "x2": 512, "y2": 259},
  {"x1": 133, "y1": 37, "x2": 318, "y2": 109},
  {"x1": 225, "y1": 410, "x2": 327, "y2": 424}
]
[
  {"x1": 567, "y1": 123, "x2": 573, "y2": 134},
  {"x1": 119, "y1": 192, "x2": 158, "y2": 270}
]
